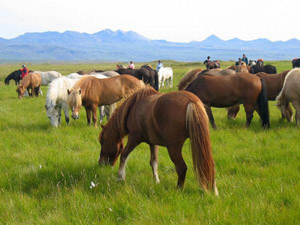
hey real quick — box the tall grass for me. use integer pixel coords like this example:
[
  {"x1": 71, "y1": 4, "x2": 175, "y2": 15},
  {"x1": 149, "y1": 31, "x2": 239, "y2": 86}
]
[{"x1": 0, "y1": 61, "x2": 299, "y2": 224}]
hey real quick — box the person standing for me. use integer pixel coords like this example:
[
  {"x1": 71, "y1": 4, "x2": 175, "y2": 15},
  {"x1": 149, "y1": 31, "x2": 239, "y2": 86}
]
[
  {"x1": 128, "y1": 61, "x2": 135, "y2": 69},
  {"x1": 156, "y1": 60, "x2": 163, "y2": 71},
  {"x1": 242, "y1": 54, "x2": 248, "y2": 65}
]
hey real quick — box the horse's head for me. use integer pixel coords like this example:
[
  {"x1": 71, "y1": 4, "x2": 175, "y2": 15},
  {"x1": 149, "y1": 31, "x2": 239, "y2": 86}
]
[
  {"x1": 16, "y1": 85, "x2": 25, "y2": 99},
  {"x1": 98, "y1": 125, "x2": 124, "y2": 166},
  {"x1": 45, "y1": 104, "x2": 61, "y2": 127},
  {"x1": 67, "y1": 88, "x2": 82, "y2": 120},
  {"x1": 4, "y1": 77, "x2": 9, "y2": 85}
]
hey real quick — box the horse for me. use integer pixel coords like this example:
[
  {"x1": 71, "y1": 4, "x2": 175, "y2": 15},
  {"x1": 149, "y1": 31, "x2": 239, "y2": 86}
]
[
  {"x1": 158, "y1": 67, "x2": 173, "y2": 89},
  {"x1": 292, "y1": 58, "x2": 300, "y2": 68},
  {"x1": 185, "y1": 72, "x2": 270, "y2": 129},
  {"x1": 249, "y1": 60, "x2": 256, "y2": 67},
  {"x1": 67, "y1": 75, "x2": 145, "y2": 127},
  {"x1": 101, "y1": 71, "x2": 120, "y2": 77},
  {"x1": 98, "y1": 87, "x2": 218, "y2": 194},
  {"x1": 16, "y1": 73, "x2": 41, "y2": 99},
  {"x1": 178, "y1": 68, "x2": 202, "y2": 90},
  {"x1": 250, "y1": 64, "x2": 277, "y2": 74},
  {"x1": 276, "y1": 68, "x2": 300, "y2": 125},
  {"x1": 5, "y1": 70, "x2": 21, "y2": 85},
  {"x1": 34, "y1": 71, "x2": 62, "y2": 85},
  {"x1": 46, "y1": 76, "x2": 116, "y2": 127},
  {"x1": 4, "y1": 69, "x2": 33, "y2": 85},
  {"x1": 235, "y1": 64, "x2": 249, "y2": 73},
  {"x1": 200, "y1": 68, "x2": 236, "y2": 76},
  {"x1": 115, "y1": 68, "x2": 158, "y2": 91},
  {"x1": 206, "y1": 61, "x2": 220, "y2": 69},
  {"x1": 256, "y1": 59, "x2": 264, "y2": 67},
  {"x1": 227, "y1": 70, "x2": 291, "y2": 119},
  {"x1": 141, "y1": 65, "x2": 159, "y2": 91}
]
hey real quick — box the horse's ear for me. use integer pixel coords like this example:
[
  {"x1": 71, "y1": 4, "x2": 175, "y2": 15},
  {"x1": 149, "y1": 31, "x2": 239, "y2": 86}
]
[
  {"x1": 78, "y1": 89, "x2": 81, "y2": 95},
  {"x1": 67, "y1": 89, "x2": 71, "y2": 95}
]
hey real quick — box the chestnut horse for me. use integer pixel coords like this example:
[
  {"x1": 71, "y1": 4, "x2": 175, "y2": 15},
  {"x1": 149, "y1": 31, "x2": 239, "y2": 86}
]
[
  {"x1": 185, "y1": 72, "x2": 270, "y2": 129},
  {"x1": 67, "y1": 75, "x2": 145, "y2": 127},
  {"x1": 227, "y1": 70, "x2": 291, "y2": 119},
  {"x1": 16, "y1": 73, "x2": 41, "y2": 99},
  {"x1": 99, "y1": 87, "x2": 218, "y2": 194}
]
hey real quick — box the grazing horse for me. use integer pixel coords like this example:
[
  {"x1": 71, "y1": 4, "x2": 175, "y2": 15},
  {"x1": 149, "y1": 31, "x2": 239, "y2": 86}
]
[
  {"x1": 227, "y1": 70, "x2": 291, "y2": 119},
  {"x1": 250, "y1": 64, "x2": 277, "y2": 74},
  {"x1": 292, "y1": 58, "x2": 300, "y2": 68},
  {"x1": 5, "y1": 70, "x2": 22, "y2": 85},
  {"x1": 16, "y1": 73, "x2": 41, "y2": 99},
  {"x1": 98, "y1": 87, "x2": 218, "y2": 194},
  {"x1": 141, "y1": 65, "x2": 159, "y2": 91},
  {"x1": 67, "y1": 75, "x2": 145, "y2": 127},
  {"x1": 185, "y1": 72, "x2": 270, "y2": 129},
  {"x1": 34, "y1": 71, "x2": 62, "y2": 85},
  {"x1": 116, "y1": 68, "x2": 158, "y2": 91},
  {"x1": 276, "y1": 68, "x2": 300, "y2": 125},
  {"x1": 158, "y1": 67, "x2": 173, "y2": 89}
]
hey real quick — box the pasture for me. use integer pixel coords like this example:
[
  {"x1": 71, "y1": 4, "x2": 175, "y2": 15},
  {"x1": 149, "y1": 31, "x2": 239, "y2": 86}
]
[{"x1": 0, "y1": 61, "x2": 299, "y2": 224}]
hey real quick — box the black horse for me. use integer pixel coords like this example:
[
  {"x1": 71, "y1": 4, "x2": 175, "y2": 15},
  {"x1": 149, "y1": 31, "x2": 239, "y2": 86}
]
[
  {"x1": 292, "y1": 58, "x2": 300, "y2": 68},
  {"x1": 5, "y1": 70, "x2": 22, "y2": 85},
  {"x1": 115, "y1": 68, "x2": 158, "y2": 91},
  {"x1": 250, "y1": 64, "x2": 277, "y2": 74},
  {"x1": 141, "y1": 65, "x2": 159, "y2": 91}
]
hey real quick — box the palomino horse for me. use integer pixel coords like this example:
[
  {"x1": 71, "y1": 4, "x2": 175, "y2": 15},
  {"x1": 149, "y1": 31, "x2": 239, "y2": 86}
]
[
  {"x1": 98, "y1": 87, "x2": 218, "y2": 194},
  {"x1": 276, "y1": 68, "x2": 300, "y2": 125},
  {"x1": 185, "y1": 72, "x2": 270, "y2": 129},
  {"x1": 227, "y1": 70, "x2": 291, "y2": 119},
  {"x1": 158, "y1": 67, "x2": 173, "y2": 89},
  {"x1": 67, "y1": 75, "x2": 145, "y2": 127},
  {"x1": 16, "y1": 73, "x2": 41, "y2": 99}
]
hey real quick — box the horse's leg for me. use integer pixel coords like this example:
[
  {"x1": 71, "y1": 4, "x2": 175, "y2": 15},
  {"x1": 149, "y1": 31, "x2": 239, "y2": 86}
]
[
  {"x1": 167, "y1": 145, "x2": 187, "y2": 188},
  {"x1": 118, "y1": 136, "x2": 140, "y2": 181},
  {"x1": 244, "y1": 103, "x2": 254, "y2": 127},
  {"x1": 204, "y1": 105, "x2": 217, "y2": 129},
  {"x1": 92, "y1": 104, "x2": 98, "y2": 128},
  {"x1": 149, "y1": 144, "x2": 160, "y2": 183},
  {"x1": 63, "y1": 104, "x2": 69, "y2": 124},
  {"x1": 170, "y1": 75, "x2": 173, "y2": 88},
  {"x1": 85, "y1": 107, "x2": 92, "y2": 125},
  {"x1": 291, "y1": 100, "x2": 300, "y2": 126},
  {"x1": 227, "y1": 104, "x2": 240, "y2": 120},
  {"x1": 98, "y1": 106, "x2": 104, "y2": 124}
]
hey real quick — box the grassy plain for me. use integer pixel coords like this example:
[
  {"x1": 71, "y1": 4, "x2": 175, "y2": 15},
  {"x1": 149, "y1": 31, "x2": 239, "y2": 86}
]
[{"x1": 0, "y1": 61, "x2": 299, "y2": 224}]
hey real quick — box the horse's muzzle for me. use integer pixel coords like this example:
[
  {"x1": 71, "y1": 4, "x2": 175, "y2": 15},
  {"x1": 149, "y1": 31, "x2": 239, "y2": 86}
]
[{"x1": 72, "y1": 114, "x2": 79, "y2": 120}]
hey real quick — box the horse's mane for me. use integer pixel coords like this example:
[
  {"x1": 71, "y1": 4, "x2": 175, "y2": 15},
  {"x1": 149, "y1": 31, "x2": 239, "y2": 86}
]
[
  {"x1": 178, "y1": 68, "x2": 202, "y2": 90},
  {"x1": 100, "y1": 87, "x2": 158, "y2": 147}
]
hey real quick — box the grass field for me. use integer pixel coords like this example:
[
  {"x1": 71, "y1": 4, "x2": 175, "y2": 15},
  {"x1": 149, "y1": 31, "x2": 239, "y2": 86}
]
[{"x1": 0, "y1": 61, "x2": 299, "y2": 224}]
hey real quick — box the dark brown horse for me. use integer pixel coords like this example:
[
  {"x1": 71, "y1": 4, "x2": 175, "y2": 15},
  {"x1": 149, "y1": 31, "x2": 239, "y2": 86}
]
[
  {"x1": 99, "y1": 87, "x2": 218, "y2": 194},
  {"x1": 292, "y1": 58, "x2": 300, "y2": 68},
  {"x1": 227, "y1": 70, "x2": 291, "y2": 119},
  {"x1": 185, "y1": 72, "x2": 270, "y2": 129}
]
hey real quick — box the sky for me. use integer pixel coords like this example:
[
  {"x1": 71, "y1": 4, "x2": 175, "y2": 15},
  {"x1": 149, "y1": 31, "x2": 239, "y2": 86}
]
[{"x1": 1, "y1": 0, "x2": 299, "y2": 42}]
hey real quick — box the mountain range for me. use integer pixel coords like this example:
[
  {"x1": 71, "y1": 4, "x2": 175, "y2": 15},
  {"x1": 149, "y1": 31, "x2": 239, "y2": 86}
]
[{"x1": 0, "y1": 29, "x2": 299, "y2": 62}]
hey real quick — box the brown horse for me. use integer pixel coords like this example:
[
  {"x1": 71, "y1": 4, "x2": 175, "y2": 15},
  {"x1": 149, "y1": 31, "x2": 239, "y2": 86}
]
[
  {"x1": 178, "y1": 68, "x2": 202, "y2": 90},
  {"x1": 206, "y1": 61, "x2": 220, "y2": 69},
  {"x1": 185, "y1": 72, "x2": 270, "y2": 129},
  {"x1": 67, "y1": 75, "x2": 145, "y2": 127},
  {"x1": 227, "y1": 70, "x2": 291, "y2": 119},
  {"x1": 16, "y1": 73, "x2": 41, "y2": 99},
  {"x1": 98, "y1": 87, "x2": 218, "y2": 194}
]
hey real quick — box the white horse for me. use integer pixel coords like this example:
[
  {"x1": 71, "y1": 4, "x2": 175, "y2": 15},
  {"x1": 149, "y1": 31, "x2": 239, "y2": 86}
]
[
  {"x1": 276, "y1": 68, "x2": 300, "y2": 126},
  {"x1": 66, "y1": 73, "x2": 108, "y2": 79},
  {"x1": 46, "y1": 75, "x2": 115, "y2": 127},
  {"x1": 34, "y1": 71, "x2": 62, "y2": 85},
  {"x1": 158, "y1": 67, "x2": 173, "y2": 89}
]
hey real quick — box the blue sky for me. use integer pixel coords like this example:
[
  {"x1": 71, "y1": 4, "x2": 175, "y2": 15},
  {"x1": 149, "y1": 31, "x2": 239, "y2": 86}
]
[{"x1": 1, "y1": 0, "x2": 299, "y2": 42}]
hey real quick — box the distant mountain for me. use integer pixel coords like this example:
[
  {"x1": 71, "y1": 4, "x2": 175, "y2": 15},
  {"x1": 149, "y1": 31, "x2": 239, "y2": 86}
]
[{"x1": 0, "y1": 29, "x2": 299, "y2": 62}]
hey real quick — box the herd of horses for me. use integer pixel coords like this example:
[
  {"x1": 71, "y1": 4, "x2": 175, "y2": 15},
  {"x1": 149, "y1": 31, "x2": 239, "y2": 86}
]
[{"x1": 4, "y1": 59, "x2": 300, "y2": 195}]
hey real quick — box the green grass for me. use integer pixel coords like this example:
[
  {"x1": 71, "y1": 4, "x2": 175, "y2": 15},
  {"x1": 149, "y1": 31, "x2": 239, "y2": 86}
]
[{"x1": 0, "y1": 61, "x2": 299, "y2": 224}]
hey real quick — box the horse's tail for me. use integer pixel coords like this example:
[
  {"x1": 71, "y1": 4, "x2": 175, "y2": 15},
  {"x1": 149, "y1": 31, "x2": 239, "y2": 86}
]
[
  {"x1": 154, "y1": 70, "x2": 159, "y2": 91},
  {"x1": 257, "y1": 78, "x2": 270, "y2": 128},
  {"x1": 186, "y1": 101, "x2": 217, "y2": 194}
]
